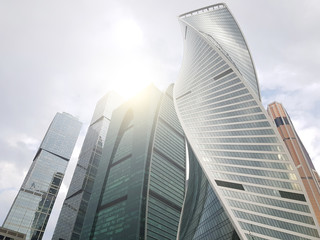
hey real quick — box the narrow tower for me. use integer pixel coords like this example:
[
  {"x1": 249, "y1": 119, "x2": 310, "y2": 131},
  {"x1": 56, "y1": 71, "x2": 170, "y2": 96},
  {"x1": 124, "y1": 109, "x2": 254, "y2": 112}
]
[
  {"x1": 268, "y1": 101, "x2": 320, "y2": 225},
  {"x1": 2, "y1": 112, "x2": 81, "y2": 240},
  {"x1": 53, "y1": 92, "x2": 123, "y2": 240}
]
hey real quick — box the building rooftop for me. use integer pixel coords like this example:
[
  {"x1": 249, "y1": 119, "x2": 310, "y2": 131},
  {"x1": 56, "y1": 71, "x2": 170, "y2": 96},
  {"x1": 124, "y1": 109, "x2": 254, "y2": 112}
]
[{"x1": 179, "y1": 3, "x2": 225, "y2": 18}]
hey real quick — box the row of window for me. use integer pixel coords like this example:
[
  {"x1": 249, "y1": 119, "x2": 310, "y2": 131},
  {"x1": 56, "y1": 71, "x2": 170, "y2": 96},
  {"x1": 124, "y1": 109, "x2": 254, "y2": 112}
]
[
  {"x1": 221, "y1": 189, "x2": 310, "y2": 213},
  {"x1": 234, "y1": 209, "x2": 319, "y2": 237}
]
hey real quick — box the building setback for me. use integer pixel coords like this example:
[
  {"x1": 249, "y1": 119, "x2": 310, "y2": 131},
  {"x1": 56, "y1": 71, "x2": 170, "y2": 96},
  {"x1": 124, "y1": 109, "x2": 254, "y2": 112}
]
[
  {"x1": 174, "y1": 3, "x2": 320, "y2": 239},
  {"x1": 52, "y1": 92, "x2": 123, "y2": 240},
  {"x1": 267, "y1": 102, "x2": 320, "y2": 225},
  {"x1": 80, "y1": 84, "x2": 186, "y2": 240},
  {"x1": 2, "y1": 112, "x2": 81, "y2": 240},
  {"x1": 0, "y1": 227, "x2": 26, "y2": 240}
]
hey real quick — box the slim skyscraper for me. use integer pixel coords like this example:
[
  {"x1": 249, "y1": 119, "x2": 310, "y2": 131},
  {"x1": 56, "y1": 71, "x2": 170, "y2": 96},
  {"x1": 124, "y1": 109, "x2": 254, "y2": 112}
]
[
  {"x1": 174, "y1": 3, "x2": 320, "y2": 239},
  {"x1": 52, "y1": 92, "x2": 123, "y2": 240},
  {"x1": 80, "y1": 84, "x2": 186, "y2": 240},
  {"x1": 268, "y1": 101, "x2": 320, "y2": 225},
  {"x1": 2, "y1": 112, "x2": 81, "y2": 240}
]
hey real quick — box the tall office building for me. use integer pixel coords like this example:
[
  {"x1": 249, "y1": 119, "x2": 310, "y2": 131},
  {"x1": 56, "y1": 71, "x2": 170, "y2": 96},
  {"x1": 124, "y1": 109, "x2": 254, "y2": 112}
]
[
  {"x1": 2, "y1": 112, "x2": 81, "y2": 240},
  {"x1": 267, "y1": 102, "x2": 320, "y2": 225},
  {"x1": 174, "y1": 3, "x2": 320, "y2": 239},
  {"x1": 52, "y1": 92, "x2": 123, "y2": 240},
  {"x1": 80, "y1": 84, "x2": 186, "y2": 240}
]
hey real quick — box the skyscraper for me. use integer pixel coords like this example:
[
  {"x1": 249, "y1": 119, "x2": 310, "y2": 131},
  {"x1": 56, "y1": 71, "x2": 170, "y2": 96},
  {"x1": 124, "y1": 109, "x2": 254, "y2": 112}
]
[
  {"x1": 80, "y1": 84, "x2": 186, "y2": 240},
  {"x1": 268, "y1": 101, "x2": 320, "y2": 225},
  {"x1": 2, "y1": 112, "x2": 81, "y2": 240},
  {"x1": 174, "y1": 3, "x2": 320, "y2": 239},
  {"x1": 52, "y1": 92, "x2": 123, "y2": 240}
]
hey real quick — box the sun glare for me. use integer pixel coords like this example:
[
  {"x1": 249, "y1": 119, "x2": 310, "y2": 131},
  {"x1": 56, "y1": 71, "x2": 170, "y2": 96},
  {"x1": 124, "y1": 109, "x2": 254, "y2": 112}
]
[
  {"x1": 109, "y1": 59, "x2": 155, "y2": 100},
  {"x1": 112, "y1": 19, "x2": 143, "y2": 49},
  {"x1": 106, "y1": 18, "x2": 163, "y2": 99}
]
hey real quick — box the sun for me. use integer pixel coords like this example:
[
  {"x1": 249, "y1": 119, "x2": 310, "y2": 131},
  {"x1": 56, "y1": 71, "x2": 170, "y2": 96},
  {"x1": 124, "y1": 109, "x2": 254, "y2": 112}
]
[
  {"x1": 106, "y1": 18, "x2": 161, "y2": 99},
  {"x1": 109, "y1": 59, "x2": 154, "y2": 100},
  {"x1": 113, "y1": 19, "x2": 143, "y2": 49}
]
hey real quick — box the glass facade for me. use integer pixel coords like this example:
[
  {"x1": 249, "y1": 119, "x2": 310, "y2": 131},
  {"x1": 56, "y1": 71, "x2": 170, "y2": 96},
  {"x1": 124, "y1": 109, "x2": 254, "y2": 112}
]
[
  {"x1": 174, "y1": 3, "x2": 320, "y2": 239},
  {"x1": 52, "y1": 93, "x2": 123, "y2": 240},
  {"x1": 80, "y1": 84, "x2": 186, "y2": 240},
  {"x1": 145, "y1": 85, "x2": 186, "y2": 240},
  {"x1": 2, "y1": 112, "x2": 81, "y2": 240},
  {"x1": 179, "y1": 143, "x2": 239, "y2": 240}
]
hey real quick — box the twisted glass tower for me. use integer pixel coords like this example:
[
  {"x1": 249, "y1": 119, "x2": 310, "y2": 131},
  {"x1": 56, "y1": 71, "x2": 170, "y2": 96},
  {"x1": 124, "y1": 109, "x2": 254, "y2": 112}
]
[{"x1": 174, "y1": 4, "x2": 320, "y2": 239}]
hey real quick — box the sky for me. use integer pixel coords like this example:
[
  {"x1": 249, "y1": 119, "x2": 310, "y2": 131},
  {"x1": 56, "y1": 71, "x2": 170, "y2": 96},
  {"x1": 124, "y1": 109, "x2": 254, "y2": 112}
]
[{"x1": 0, "y1": 0, "x2": 320, "y2": 239}]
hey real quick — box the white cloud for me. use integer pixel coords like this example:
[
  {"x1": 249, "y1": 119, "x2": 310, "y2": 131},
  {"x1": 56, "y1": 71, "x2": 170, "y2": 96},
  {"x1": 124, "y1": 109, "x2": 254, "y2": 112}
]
[
  {"x1": 0, "y1": 162, "x2": 25, "y2": 190},
  {"x1": 0, "y1": 162, "x2": 25, "y2": 227},
  {"x1": 0, "y1": 189, "x2": 18, "y2": 224},
  {"x1": 112, "y1": 19, "x2": 144, "y2": 49},
  {"x1": 6, "y1": 134, "x2": 40, "y2": 151}
]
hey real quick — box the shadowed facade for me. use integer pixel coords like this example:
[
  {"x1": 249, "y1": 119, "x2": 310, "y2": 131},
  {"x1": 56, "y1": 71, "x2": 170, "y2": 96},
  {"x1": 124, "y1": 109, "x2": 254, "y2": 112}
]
[{"x1": 80, "y1": 85, "x2": 186, "y2": 240}]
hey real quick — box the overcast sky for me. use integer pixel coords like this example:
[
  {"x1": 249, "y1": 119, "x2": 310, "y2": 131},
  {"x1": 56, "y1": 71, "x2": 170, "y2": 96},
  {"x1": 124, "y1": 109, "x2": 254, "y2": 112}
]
[{"x1": 1, "y1": 0, "x2": 320, "y2": 239}]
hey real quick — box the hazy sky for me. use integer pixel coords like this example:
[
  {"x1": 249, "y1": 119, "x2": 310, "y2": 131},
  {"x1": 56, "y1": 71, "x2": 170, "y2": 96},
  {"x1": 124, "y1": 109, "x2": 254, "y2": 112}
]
[{"x1": 1, "y1": 1, "x2": 320, "y2": 239}]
